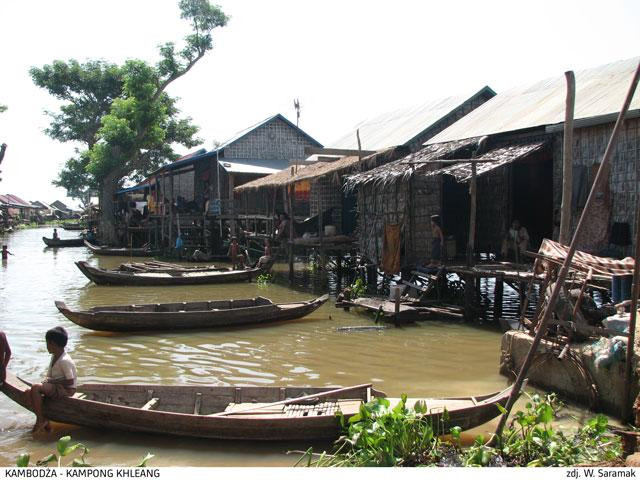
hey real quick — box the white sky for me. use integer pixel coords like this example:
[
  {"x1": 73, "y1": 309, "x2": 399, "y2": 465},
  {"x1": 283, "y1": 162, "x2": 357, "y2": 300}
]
[{"x1": 0, "y1": 0, "x2": 639, "y2": 207}]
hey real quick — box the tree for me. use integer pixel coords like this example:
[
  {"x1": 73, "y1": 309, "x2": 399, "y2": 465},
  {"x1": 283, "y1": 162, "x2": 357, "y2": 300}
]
[
  {"x1": 0, "y1": 104, "x2": 6, "y2": 182},
  {"x1": 33, "y1": 0, "x2": 228, "y2": 243}
]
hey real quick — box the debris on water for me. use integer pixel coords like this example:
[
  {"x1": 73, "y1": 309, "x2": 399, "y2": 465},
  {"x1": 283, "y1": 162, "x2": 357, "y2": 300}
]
[{"x1": 336, "y1": 325, "x2": 389, "y2": 332}]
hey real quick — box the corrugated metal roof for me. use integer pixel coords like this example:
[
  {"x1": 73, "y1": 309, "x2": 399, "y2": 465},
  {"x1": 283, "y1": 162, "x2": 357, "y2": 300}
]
[
  {"x1": 428, "y1": 57, "x2": 640, "y2": 144},
  {"x1": 424, "y1": 140, "x2": 548, "y2": 182},
  {"x1": 330, "y1": 86, "x2": 495, "y2": 150},
  {"x1": 219, "y1": 158, "x2": 289, "y2": 175}
]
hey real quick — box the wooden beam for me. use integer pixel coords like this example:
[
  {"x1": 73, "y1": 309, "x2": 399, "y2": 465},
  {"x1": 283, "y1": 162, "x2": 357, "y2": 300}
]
[
  {"x1": 559, "y1": 70, "x2": 576, "y2": 244},
  {"x1": 304, "y1": 147, "x2": 376, "y2": 157}
]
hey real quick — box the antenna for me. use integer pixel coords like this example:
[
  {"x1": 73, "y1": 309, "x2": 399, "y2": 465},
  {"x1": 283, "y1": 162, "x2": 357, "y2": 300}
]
[{"x1": 293, "y1": 98, "x2": 301, "y2": 127}]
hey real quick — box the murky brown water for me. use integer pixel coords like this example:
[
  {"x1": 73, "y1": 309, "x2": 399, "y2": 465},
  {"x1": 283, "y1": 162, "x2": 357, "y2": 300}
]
[{"x1": 0, "y1": 228, "x2": 594, "y2": 467}]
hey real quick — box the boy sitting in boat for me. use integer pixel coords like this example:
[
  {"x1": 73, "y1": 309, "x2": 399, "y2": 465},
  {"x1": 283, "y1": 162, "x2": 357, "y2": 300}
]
[
  {"x1": 0, "y1": 330, "x2": 11, "y2": 385},
  {"x1": 28, "y1": 326, "x2": 77, "y2": 433}
]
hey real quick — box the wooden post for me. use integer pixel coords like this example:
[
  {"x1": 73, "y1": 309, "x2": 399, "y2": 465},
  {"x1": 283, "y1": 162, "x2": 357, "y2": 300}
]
[
  {"x1": 288, "y1": 184, "x2": 294, "y2": 282},
  {"x1": 229, "y1": 173, "x2": 235, "y2": 235},
  {"x1": 169, "y1": 172, "x2": 174, "y2": 249},
  {"x1": 463, "y1": 273, "x2": 475, "y2": 322},
  {"x1": 467, "y1": 162, "x2": 477, "y2": 267},
  {"x1": 394, "y1": 285, "x2": 401, "y2": 323},
  {"x1": 559, "y1": 70, "x2": 576, "y2": 244},
  {"x1": 623, "y1": 190, "x2": 640, "y2": 422},
  {"x1": 494, "y1": 60, "x2": 640, "y2": 440},
  {"x1": 493, "y1": 274, "x2": 504, "y2": 324}
]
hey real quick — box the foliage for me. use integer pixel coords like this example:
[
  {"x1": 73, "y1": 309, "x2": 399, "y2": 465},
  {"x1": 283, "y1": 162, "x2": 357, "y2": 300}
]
[
  {"x1": 256, "y1": 273, "x2": 272, "y2": 286},
  {"x1": 0, "y1": 104, "x2": 7, "y2": 113},
  {"x1": 296, "y1": 392, "x2": 622, "y2": 468},
  {"x1": 32, "y1": 0, "x2": 228, "y2": 217},
  {"x1": 349, "y1": 277, "x2": 366, "y2": 298},
  {"x1": 16, "y1": 436, "x2": 154, "y2": 468}
]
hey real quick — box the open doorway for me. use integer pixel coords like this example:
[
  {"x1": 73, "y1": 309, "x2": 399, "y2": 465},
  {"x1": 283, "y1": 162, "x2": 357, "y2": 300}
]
[
  {"x1": 442, "y1": 175, "x2": 469, "y2": 259},
  {"x1": 510, "y1": 153, "x2": 553, "y2": 250}
]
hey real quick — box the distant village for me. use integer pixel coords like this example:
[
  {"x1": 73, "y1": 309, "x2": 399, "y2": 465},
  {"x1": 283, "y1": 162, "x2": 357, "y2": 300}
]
[{"x1": 0, "y1": 196, "x2": 81, "y2": 230}]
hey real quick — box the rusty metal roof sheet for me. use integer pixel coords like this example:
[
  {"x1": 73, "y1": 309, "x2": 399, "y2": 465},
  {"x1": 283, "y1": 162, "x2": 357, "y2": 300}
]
[{"x1": 427, "y1": 57, "x2": 640, "y2": 144}]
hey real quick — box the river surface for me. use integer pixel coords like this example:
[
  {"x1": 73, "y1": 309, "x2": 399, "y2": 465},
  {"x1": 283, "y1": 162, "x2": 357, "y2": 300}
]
[{"x1": 0, "y1": 227, "x2": 594, "y2": 467}]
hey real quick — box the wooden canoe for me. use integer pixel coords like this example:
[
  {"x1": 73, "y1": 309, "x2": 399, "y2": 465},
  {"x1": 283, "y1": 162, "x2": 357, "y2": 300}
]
[
  {"x1": 55, "y1": 295, "x2": 329, "y2": 332},
  {"x1": 43, "y1": 236, "x2": 85, "y2": 247},
  {"x1": 0, "y1": 372, "x2": 514, "y2": 441},
  {"x1": 62, "y1": 224, "x2": 86, "y2": 231},
  {"x1": 84, "y1": 240, "x2": 160, "y2": 257},
  {"x1": 76, "y1": 261, "x2": 261, "y2": 286},
  {"x1": 118, "y1": 260, "x2": 226, "y2": 274}
]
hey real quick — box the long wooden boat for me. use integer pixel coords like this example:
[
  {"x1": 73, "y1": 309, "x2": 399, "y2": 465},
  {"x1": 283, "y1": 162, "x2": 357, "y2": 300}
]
[
  {"x1": 55, "y1": 295, "x2": 329, "y2": 332},
  {"x1": 76, "y1": 260, "x2": 261, "y2": 286},
  {"x1": 43, "y1": 236, "x2": 85, "y2": 247},
  {"x1": 62, "y1": 224, "x2": 86, "y2": 231},
  {"x1": 84, "y1": 240, "x2": 160, "y2": 257},
  {"x1": 0, "y1": 373, "x2": 514, "y2": 441},
  {"x1": 118, "y1": 260, "x2": 226, "y2": 274}
]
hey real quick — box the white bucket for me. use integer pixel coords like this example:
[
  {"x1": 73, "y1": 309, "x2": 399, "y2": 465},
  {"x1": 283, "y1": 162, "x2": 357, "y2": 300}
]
[
  {"x1": 389, "y1": 285, "x2": 404, "y2": 300},
  {"x1": 324, "y1": 225, "x2": 336, "y2": 236}
]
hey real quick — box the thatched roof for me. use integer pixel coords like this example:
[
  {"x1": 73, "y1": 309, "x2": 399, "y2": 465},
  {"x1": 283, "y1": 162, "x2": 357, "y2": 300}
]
[
  {"x1": 235, "y1": 146, "x2": 410, "y2": 192},
  {"x1": 343, "y1": 137, "x2": 480, "y2": 189},
  {"x1": 344, "y1": 136, "x2": 549, "y2": 190},
  {"x1": 423, "y1": 140, "x2": 548, "y2": 182}
]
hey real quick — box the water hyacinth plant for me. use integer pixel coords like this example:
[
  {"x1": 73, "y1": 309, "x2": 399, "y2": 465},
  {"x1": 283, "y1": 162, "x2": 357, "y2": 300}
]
[
  {"x1": 296, "y1": 391, "x2": 622, "y2": 467},
  {"x1": 16, "y1": 436, "x2": 155, "y2": 468}
]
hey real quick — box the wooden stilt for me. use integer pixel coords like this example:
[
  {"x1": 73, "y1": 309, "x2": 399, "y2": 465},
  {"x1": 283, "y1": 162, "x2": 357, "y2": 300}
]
[{"x1": 493, "y1": 274, "x2": 504, "y2": 325}]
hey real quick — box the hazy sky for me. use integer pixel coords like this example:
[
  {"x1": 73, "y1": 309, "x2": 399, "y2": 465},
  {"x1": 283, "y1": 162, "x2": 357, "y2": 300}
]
[{"x1": 1, "y1": 0, "x2": 639, "y2": 207}]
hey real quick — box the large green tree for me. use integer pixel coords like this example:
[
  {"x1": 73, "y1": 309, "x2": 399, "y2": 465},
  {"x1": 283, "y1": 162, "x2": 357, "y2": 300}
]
[{"x1": 32, "y1": 0, "x2": 228, "y2": 243}]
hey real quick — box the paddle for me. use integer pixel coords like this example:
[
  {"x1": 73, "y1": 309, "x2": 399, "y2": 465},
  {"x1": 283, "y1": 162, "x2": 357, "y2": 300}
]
[{"x1": 211, "y1": 383, "x2": 372, "y2": 417}]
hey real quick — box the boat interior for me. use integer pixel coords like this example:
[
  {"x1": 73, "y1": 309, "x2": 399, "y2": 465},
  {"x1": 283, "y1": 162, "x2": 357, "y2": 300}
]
[
  {"x1": 71, "y1": 384, "x2": 373, "y2": 418},
  {"x1": 87, "y1": 297, "x2": 275, "y2": 313}
]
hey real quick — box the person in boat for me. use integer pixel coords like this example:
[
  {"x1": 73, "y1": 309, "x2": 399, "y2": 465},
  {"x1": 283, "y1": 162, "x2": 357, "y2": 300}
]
[
  {"x1": 0, "y1": 330, "x2": 11, "y2": 385},
  {"x1": 275, "y1": 213, "x2": 290, "y2": 242},
  {"x1": 227, "y1": 236, "x2": 246, "y2": 269},
  {"x1": 28, "y1": 326, "x2": 77, "y2": 433},
  {"x1": 500, "y1": 219, "x2": 530, "y2": 261},
  {"x1": 417, "y1": 215, "x2": 444, "y2": 274},
  {"x1": 52, "y1": 228, "x2": 59, "y2": 240},
  {"x1": 257, "y1": 238, "x2": 273, "y2": 271},
  {"x1": 1, "y1": 245, "x2": 13, "y2": 260},
  {"x1": 85, "y1": 227, "x2": 97, "y2": 244}
]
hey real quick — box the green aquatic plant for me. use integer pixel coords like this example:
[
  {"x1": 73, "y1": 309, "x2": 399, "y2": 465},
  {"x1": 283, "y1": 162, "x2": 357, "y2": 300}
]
[
  {"x1": 16, "y1": 436, "x2": 155, "y2": 468},
  {"x1": 296, "y1": 391, "x2": 622, "y2": 467},
  {"x1": 256, "y1": 272, "x2": 272, "y2": 286},
  {"x1": 349, "y1": 277, "x2": 366, "y2": 298}
]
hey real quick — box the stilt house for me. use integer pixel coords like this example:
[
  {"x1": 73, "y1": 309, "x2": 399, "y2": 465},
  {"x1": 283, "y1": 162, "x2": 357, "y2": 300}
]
[{"x1": 346, "y1": 57, "x2": 640, "y2": 268}]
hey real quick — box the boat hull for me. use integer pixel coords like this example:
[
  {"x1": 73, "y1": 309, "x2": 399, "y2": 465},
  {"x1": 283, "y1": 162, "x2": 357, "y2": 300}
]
[
  {"x1": 0, "y1": 372, "x2": 513, "y2": 441},
  {"x1": 84, "y1": 240, "x2": 159, "y2": 257},
  {"x1": 55, "y1": 296, "x2": 329, "y2": 332},
  {"x1": 75, "y1": 261, "x2": 260, "y2": 286},
  {"x1": 43, "y1": 236, "x2": 85, "y2": 247}
]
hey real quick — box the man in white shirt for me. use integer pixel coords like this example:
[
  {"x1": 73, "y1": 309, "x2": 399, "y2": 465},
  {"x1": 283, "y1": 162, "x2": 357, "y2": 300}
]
[{"x1": 28, "y1": 326, "x2": 77, "y2": 433}]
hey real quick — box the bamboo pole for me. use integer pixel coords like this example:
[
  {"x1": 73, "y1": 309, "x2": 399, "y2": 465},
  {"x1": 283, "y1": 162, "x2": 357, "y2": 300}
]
[
  {"x1": 494, "y1": 61, "x2": 640, "y2": 439},
  {"x1": 623, "y1": 190, "x2": 640, "y2": 422},
  {"x1": 466, "y1": 161, "x2": 477, "y2": 267},
  {"x1": 559, "y1": 71, "x2": 576, "y2": 243}
]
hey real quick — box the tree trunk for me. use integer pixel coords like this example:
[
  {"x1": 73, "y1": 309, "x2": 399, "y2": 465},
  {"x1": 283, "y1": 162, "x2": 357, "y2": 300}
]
[{"x1": 98, "y1": 172, "x2": 121, "y2": 246}]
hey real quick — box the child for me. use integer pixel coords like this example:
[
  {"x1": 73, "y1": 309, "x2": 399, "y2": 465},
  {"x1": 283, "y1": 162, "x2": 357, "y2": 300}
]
[
  {"x1": 227, "y1": 236, "x2": 245, "y2": 270},
  {"x1": 0, "y1": 330, "x2": 11, "y2": 385},
  {"x1": 1, "y1": 245, "x2": 13, "y2": 260},
  {"x1": 28, "y1": 326, "x2": 77, "y2": 433}
]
